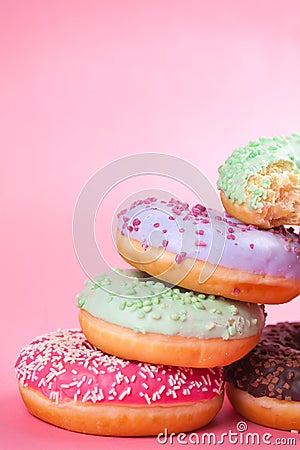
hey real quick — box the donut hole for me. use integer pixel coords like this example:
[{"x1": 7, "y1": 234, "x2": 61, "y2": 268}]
[{"x1": 246, "y1": 161, "x2": 300, "y2": 227}]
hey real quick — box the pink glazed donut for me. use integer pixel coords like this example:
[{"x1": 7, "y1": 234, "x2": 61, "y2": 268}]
[
  {"x1": 116, "y1": 197, "x2": 300, "y2": 304},
  {"x1": 15, "y1": 329, "x2": 225, "y2": 436}
]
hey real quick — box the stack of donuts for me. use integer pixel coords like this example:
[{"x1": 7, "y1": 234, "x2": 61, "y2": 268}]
[{"x1": 15, "y1": 133, "x2": 300, "y2": 435}]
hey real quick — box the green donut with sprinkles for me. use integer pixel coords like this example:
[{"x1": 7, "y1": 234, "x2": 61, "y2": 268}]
[{"x1": 217, "y1": 133, "x2": 300, "y2": 228}]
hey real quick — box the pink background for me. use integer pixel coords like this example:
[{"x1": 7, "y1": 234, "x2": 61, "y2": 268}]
[{"x1": 2, "y1": 1, "x2": 300, "y2": 448}]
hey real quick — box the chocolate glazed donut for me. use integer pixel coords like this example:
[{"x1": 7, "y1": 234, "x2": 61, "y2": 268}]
[
  {"x1": 226, "y1": 322, "x2": 300, "y2": 400},
  {"x1": 226, "y1": 322, "x2": 300, "y2": 430}
]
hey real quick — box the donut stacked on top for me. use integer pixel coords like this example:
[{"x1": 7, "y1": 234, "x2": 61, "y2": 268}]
[
  {"x1": 115, "y1": 202, "x2": 300, "y2": 431},
  {"x1": 116, "y1": 197, "x2": 300, "y2": 304},
  {"x1": 77, "y1": 269, "x2": 265, "y2": 368},
  {"x1": 216, "y1": 133, "x2": 300, "y2": 431},
  {"x1": 114, "y1": 132, "x2": 300, "y2": 432},
  {"x1": 14, "y1": 133, "x2": 300, "y2": 435},
  {"x1": 15, "y1": 262, "x2": 266, "y2": 436},
  {"x1": 218, "y1": 133, "x2": 300, "y2": 229},
  {"x1": 74, "y1": 263, "x2": 266, "y2": 435}
]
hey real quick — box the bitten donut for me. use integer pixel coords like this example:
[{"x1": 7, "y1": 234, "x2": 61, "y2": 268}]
[
  {"x1": 15, "y1": 329, "x2": 225, "y2": 436},
  {"x1": 226, "y1": 322, "x2": 300, "y2": 431},
  {"x1": 218, "y1": 133, "x2": 300, "y2": 228},
  {"x1": 77, "y1": 269, "x2": 265, "y2": 368},
  {"x1": 116, "y1": 197, "x2": 300, "y2": 303}
]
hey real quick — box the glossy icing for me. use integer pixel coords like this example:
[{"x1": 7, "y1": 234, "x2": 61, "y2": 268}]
[
  {"x1": 117, "y1": 197, "x2": 300, "y2": 279},
  {"x1": 15, "y1": 329, "x2": 224, "y2": 404},
  {"x1": 77, "y1": 269, "x2": 265, "y2": 339},
  {"x1": 218, "y1": 133, "x2": 300, "y2": 209}
]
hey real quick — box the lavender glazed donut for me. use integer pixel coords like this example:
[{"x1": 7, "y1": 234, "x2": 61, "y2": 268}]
[
  {"x1": 226, "y1": 322, "x2": 300, "y2": 431},
  {"x1": 15, "y1": 329, "x2": 225, "y2": 436},
  {"x1": 116, "y1": 197, "x2": 300, "y2": 303}
]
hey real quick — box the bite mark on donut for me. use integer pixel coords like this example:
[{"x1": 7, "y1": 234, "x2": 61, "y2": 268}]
[
  {"x1": 247, "y1": 162, "x2": 300, "y2": 228},
  {"x1": 218, "y1": 133, "x2": 300, "y2": 228}
]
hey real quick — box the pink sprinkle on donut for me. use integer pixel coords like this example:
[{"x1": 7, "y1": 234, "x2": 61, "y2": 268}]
[
  {"x1": 191, "y1": 205, "x2": 207, "y2": 217},
  {"x1": 132, "y1": 218, "x2": 141, "y2": 226},
  {"x1": 175, "y1": 252, "x2": 187, "y2": 264},
  {"x1": 175, "y1": 254, "x2": 182, "y2": 264},
  {"x1": 153, "y1": 223, "x2": 160, "y2": 228},
  {"x1": 195, "y1": 240, "x2": 207, "y2": 247},
  {"x1": 227, "y1": 234, "x2": 236, "y2": 240},
  {"x1": 195, "y1": 204, "x2": 206, "y2": 212},
  {"x1": 172, "y1": 207, "x2": 183, "y2": 215}
]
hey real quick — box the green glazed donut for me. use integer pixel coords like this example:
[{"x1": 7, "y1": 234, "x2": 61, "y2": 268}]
[{"x1": 218, "y1": 133, "x2": 300, "y2": 228}]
